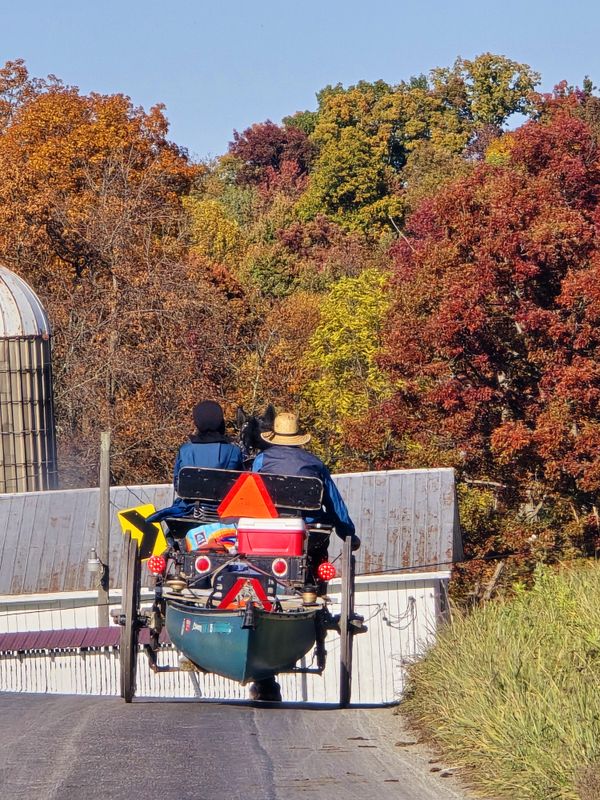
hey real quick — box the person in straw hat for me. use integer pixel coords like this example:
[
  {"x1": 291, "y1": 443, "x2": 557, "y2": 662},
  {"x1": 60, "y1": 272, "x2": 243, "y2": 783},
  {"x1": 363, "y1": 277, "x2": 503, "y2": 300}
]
[
  {"x1": 252, "y1": 411, "x2": 357, "y2": 545},
  {"x1": 250, "y1": 411, "x2": 358, "y2": 702}
]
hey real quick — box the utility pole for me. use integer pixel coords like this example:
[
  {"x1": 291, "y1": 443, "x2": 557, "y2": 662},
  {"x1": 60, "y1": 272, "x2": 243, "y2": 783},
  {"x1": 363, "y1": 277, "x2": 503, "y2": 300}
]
[{"x1": 97, "y1": 430, "x2": 111, "y2": 626}]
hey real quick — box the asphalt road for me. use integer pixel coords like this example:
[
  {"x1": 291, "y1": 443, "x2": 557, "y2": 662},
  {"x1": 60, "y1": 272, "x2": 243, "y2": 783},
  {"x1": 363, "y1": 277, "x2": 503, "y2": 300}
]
[{"x1": 0, "y1": 694, "x2": 468, "y2": 800}]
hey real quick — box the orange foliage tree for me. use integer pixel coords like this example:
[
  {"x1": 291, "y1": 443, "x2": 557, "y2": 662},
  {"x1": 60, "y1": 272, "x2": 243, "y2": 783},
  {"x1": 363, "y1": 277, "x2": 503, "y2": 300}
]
[{"x1": 0, "y1": 61, "x2": 242, "y2": 485}]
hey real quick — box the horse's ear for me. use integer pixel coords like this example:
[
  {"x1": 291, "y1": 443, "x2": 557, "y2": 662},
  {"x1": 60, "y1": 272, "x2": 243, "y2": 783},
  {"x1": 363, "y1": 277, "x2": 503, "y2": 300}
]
[
  {"x1": 263, "y1": 404, "x2": 276, "y2": 426},
  {"x1": 236, "y1": 406, "x2": 247, "y2": 429}
]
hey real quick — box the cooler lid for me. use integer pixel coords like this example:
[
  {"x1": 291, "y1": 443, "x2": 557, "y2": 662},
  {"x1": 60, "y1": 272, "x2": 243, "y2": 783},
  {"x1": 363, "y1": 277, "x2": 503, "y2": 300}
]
[{"x1": 237, "y1": 517, "x2": 307, "y2": 531}]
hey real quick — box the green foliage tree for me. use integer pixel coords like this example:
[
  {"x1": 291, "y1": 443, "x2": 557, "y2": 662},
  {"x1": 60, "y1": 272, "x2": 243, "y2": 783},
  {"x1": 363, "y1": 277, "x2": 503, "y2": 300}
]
[
  {"x1": 431, "y1": 53, "x2": 540, "y2": 126},
  {"x1": 282, "y1": 109, "x2": 319, "y2": 136},
  {"x1": 296, "y1": 126, "x2": 404, "y2": 234},
  {"x1": 245, "y1": 244, "x2": 296, "y2": 298},
  {"x1": 296, "y1": 54, "x2": 538, "y2": 235}
]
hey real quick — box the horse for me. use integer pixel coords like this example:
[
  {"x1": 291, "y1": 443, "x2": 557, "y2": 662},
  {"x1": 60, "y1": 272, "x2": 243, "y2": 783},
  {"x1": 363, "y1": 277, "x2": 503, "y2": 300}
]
[{"x1": 236, "y1": 404, "x2": 276, "y2": 464}]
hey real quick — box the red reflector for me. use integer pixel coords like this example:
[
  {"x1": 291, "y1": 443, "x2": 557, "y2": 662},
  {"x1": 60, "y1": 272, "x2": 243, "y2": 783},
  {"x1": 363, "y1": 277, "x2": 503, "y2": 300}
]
[
  {"x1": 195, "y1": 555, "x2": 212, "y2": 575},
  {"x1": 271, "y1": 558, "x2": 288, "y2": 577},
  {"x1": 317, "y1": 562, "x2": 337, "y2": 582},
  {"x1": 147, "y1": 555, "x2": 167, "y2": 575}
]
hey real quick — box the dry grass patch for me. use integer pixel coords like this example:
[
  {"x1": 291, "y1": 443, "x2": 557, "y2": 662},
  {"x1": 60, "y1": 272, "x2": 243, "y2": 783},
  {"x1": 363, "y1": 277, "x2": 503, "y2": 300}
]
[{"x1": 403, "y1": 563, "x2": 600, "y2": 799}]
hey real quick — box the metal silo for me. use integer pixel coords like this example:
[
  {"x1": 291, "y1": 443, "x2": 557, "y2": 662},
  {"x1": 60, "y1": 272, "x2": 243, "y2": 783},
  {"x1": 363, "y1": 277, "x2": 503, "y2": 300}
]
[{"x1": 0, "y1": 265, "x2": 58, "y2": 492}]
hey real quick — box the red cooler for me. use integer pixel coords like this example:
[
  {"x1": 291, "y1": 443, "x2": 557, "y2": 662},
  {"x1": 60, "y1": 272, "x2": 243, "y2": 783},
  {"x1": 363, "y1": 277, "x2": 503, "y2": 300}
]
[{"x1": 236, "y1": 517, "x2": 306, "y2": 556}]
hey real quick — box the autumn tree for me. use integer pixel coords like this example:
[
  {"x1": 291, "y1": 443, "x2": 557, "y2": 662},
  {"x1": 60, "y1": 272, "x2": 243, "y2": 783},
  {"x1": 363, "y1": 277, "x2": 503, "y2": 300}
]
[
  {"x1": 296, "y1": 55, "x2": 539, "y2": 235},
  {"x1": 296, "y1": 80, "x2": 405, "y2": 234},
  {"x1": 0, "y1": 54, "x2": 549, "y2": 501},
  {"x1": 229, "y1": 120, "x2": 314, "y2": 186},
  {"x1": 231, "y1": 291, "x2": 321, "y2": 413},
  {"x1": 303, "y1": 269, "x2": 392, "y2": 465},
  {"x1": 0, "y1": 62, "x2": 242, "y2": 486},
  {"x1": 430, "y1": 53, "x2": 540, "y2": 127},
  {"x1": 0, "y1": 58, "x2": 57, "y2": 129},
  {"x1": 185, "y1": 196, "x2": 243, "y2": 263},
  {"x1": 363, "y1": 104, "x2": 600, "y2": 589}
]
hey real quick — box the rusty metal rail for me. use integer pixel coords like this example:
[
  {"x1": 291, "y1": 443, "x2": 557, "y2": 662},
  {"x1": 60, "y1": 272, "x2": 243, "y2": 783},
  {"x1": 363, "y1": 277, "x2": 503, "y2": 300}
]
[{"x1": 0, "y1": 626, "x2": 170, "y2": 654}]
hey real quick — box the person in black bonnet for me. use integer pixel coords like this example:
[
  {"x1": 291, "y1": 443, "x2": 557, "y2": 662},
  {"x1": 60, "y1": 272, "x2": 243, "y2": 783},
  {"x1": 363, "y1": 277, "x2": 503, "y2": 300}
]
[
  {"x1": 174, "y1": 400, "x2": 243, "y2": 481},
  {"x1": 147, "y1": 401, "x2": 243, "y2": 522}
]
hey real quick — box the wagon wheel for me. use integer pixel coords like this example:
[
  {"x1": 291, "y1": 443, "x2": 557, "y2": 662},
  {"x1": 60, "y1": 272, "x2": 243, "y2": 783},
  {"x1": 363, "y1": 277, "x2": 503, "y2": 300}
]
[
  {"x1": 339, "y1": 535, "x2": 355, "y2": 707},
  {"x1": 120, "y1": 533, "x2": 141, "y2": 703}
]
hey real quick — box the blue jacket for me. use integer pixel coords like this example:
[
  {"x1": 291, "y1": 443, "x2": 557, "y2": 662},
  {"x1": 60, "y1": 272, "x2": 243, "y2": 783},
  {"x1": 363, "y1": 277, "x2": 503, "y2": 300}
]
[
  {"x1": 252, "y1": 445, "x2": 355, "y2": 539},
  {"x1": 147, "y1": 440, "x2": 244, "y2": 522},
  {"x1": 173, "y1": 441, "x2": 243, "y2": 490}
]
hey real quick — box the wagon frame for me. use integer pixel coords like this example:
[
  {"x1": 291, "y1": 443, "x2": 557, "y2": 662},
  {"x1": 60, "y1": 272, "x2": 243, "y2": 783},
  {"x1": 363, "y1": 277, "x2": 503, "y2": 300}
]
[{"x1": 116, "y1": 467, "x2": 364, "y2": 706}]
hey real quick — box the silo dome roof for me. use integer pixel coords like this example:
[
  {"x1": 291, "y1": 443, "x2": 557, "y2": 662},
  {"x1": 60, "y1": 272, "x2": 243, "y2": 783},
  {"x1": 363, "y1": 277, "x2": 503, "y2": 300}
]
[{"x1": 0, "y1": 265, "x2": 50, "y2": 337}]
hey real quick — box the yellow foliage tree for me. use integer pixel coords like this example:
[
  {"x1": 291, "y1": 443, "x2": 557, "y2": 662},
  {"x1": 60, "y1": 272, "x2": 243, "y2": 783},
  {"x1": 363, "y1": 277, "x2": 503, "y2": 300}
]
[
  {"x1": 303, "y1": 269, "x2": 392, "y2": 463},
  {"x1": 185, "y1": 196, "x2": 242, "y2": 263}
]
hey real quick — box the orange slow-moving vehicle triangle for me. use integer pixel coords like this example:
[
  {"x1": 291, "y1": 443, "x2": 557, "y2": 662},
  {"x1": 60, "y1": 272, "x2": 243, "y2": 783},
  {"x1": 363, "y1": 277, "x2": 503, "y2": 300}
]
[{"x1": 217, "y1": 473, "x2": 279, "y2": 519}]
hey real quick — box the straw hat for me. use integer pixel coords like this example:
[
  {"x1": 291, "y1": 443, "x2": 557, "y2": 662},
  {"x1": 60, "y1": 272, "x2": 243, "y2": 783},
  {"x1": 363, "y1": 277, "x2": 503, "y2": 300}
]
[{"x1": 260, "y1": 412, "x2": 311, "y2": 447}]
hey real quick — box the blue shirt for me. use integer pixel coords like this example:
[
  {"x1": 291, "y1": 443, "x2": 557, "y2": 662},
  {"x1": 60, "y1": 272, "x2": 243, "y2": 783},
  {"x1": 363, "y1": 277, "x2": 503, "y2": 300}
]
[
  {"x1": 173, "y1": 441, "x2": 243, "y2": 490},
  {"x1": 147, "y1": 440, "x2": 244, "y2": 522},
  {"x1": 252, "y1": 445, "x2": 355, "y2": 539}
]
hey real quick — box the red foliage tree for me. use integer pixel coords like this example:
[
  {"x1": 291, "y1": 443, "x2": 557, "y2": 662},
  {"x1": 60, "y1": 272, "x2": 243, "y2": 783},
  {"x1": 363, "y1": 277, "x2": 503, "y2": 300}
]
[
  {"x1": 229, "y1": 120, "x2": 314, "y2": 186},
  {"x1": 372, "y1": 106, "x2": 600, "y2": 577}
]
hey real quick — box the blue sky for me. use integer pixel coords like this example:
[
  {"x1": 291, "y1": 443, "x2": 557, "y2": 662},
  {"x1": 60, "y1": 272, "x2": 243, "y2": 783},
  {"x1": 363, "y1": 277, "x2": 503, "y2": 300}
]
[{"x1": 2, "y1": 0, "x2": 599, "y2": 160}]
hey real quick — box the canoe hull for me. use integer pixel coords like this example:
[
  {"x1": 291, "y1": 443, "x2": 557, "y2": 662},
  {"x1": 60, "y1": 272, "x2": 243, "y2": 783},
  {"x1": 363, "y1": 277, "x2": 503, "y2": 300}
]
[{"x1": 166, "y1": 600, "x2": 318, "y2": 683}]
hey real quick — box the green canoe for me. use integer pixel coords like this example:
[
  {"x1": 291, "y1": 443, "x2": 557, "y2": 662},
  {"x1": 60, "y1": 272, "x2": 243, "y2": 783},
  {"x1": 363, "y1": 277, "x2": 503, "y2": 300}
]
[{"x1": 165, "y1": 599, "x2": 318, "y2": 683}]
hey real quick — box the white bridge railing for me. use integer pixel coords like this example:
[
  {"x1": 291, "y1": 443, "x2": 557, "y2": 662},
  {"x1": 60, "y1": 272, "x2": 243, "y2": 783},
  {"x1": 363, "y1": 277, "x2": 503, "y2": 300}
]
[{"x1": 0, "y1": 571, "x2": 449, "y2": 705}]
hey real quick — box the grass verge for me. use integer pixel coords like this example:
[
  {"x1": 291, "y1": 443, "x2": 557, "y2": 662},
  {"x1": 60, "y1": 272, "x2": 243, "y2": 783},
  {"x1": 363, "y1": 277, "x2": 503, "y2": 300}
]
[{"x1": 403, "y1": 562, "x2": 600, "y2": 799}]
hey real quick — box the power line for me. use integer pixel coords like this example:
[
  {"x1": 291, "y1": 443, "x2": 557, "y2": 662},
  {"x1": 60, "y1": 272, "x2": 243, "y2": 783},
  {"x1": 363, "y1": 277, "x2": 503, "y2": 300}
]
[{"x1": 354, "y1": 541, "x2": 584, "y2": 577}]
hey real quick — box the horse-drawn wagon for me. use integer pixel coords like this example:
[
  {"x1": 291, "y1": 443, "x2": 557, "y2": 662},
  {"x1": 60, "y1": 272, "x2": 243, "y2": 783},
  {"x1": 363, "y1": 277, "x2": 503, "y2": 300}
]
[{"x1": 116, "y1": 467, "x2": 365, "y2": 705}]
